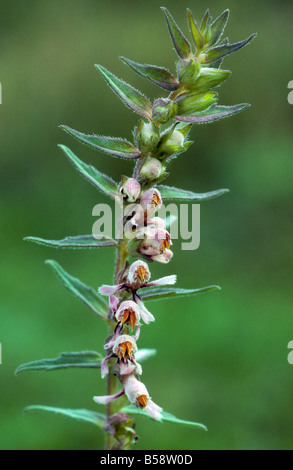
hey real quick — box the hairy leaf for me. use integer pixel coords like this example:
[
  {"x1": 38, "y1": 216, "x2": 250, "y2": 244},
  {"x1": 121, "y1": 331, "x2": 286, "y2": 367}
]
[
  {"x1": 156, "y1": 185, "x2": 229, "y2": 201},
  {"x1": 140, "y1": 285, "x2": 221, "y2": 302},
  {"x1": 209, "y1": 9, "x2": 229, "y2": 46},
  {"x1": 205, "y1": 34, "x2": 257, "y2": 63},
  {"x1": 161, "y1": 7, "x2": 192, "y2": 59},
  {"x1": 24, "y1": 235, "x2": 117, "y2": 249},
  {"x1": 25, "y1": 406, "x2": 105, "y2": 428},
  {"x1": 121, "y1": 406, "x2": 208, "y2": 431},
  {"x1": 175, "y1": 103, "x2": 250, "y2": 123},
  {"x1": 60, "y1": 126, "x2": 140, "y2": 159},
  {"x1": 95, "y1": 65, "x2": 152, "y2": 118},
  {"x1": 187, "y1": 9, "x2": 203, "y2": 52},
  {"x1": 121, "y1": 57, "x2": 179, "y2": 92},
  {"x1": 46, "y1": 260, "x2": 108, "y2": 318},
  {"x1": 15, "y1": 351, "x2": 103, "y2": 375},
  {"x1": 59, "y1": 145, "x2": 118, "y2": 198}
]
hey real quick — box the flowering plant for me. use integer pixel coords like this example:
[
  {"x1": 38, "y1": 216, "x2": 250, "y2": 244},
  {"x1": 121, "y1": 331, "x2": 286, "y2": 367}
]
[{"x1": 17, "y1": 7, "x2": 255, "y2": 450}]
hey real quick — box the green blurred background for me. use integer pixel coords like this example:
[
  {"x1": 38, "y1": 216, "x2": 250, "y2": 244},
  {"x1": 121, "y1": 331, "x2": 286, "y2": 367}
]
[{"x1": 1, "y1": 0, "x2": 293, "y2": 450}]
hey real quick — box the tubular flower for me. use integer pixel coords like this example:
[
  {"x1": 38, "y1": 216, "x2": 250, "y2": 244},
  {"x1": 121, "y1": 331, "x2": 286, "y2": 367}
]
[
  {"x1": 138, "y1": 226, "x2": 172, "y2": 258},
  {"x1": 139, "y1": 188, "x2": 162, "y2": 219},
  {"x1": 113, "y1": 335, "x2": 142, "y2": 376},
  {"x1": 99, "y1": 261, "x2": 176, "y2": 300},
  {"x1": 115, "y1": 300, "x2": 141, "y2": 329},
  {"x1": 122, "y1": 374, "x2": 163, "y2": 421},
  {"x1": 119, "y1": 177, "x2": 141, "y2": 203}
]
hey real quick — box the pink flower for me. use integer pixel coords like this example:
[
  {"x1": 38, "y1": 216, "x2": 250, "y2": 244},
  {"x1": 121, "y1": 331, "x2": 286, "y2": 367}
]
[{"x1": 122, "y1": 374, "x2": 163, "y2": 421}]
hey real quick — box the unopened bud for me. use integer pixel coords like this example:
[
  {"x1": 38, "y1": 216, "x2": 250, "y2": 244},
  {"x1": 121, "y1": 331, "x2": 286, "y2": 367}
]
[
  {"x1": 135, "y1": 120, "x2": 160, "y2": 154},
  {"x1": 177, "y1": 58, "x2": 200, "y2": 86},
  {"x1": 158, "y1": 128, "x2": 188, "y2": 157},
  {"x1": 152, "y1": 98, "x2": 177, "y2": 124},
  {"x1": 139, "y1": 157, "x2": 164, "y2": 181}
]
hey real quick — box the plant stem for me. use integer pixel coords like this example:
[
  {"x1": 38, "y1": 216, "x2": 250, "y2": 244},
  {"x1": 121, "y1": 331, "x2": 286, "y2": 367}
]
[{"x1": 105, "y1": 239, "x2": 129, "y2": 450}]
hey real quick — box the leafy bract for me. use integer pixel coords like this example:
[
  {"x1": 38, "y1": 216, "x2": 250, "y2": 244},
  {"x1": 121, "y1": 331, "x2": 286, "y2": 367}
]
[
  {"x1": 140, "y1": 285, "x2": 221, "y2": 302},
  {"x1": 59, "y1": 145, "x2": 119, "y2": 198},
  {"x1": 16, "y1": 351, "x2": 103, "y2": 375},
  {"x1": 60, "y1": 126, "x2": 140, "y2": 159},
  {"x1": 46, "y1": 260, "x2": 108, "y2": 318},
  {"x1": 24, "y1": 235, "x2": 117, "y2": 249},
  {"x1": 95, "y1": 65, "x2": 152, "y2": 119},
  {"x1": 157, "y1": 185, "x2": 229, "y2": 201}
]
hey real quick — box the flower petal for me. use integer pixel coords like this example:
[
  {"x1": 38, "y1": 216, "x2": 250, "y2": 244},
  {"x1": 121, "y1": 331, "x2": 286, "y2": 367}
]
[
  {"x1": 93, "y1": 389, "x2": 125, "y2": 405},
  {"x1": 146, "y1": 274, "x2": 177, "y2": 287}
]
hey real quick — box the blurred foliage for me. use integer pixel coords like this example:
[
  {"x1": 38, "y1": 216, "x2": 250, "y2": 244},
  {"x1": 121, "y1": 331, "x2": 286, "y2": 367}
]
[{"x1": 0, "y1": 0, "x2": 293, "y2": 450}]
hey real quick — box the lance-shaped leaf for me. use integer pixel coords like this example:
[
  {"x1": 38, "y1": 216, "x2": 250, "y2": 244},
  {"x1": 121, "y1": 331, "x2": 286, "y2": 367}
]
[
  {"x1": 15, "y1": 351, "x2": 103, "y2": 375},
  {"x1": 59, "y1": 145, "x2": 118, "y2": 198},
  {"x1": 200, "y1": 9, "x2": 211, "y2": 34},
  {"x1": 60, "y1": 126, "x2": 140, "y2": 159},
  {"x1": 209, "y1": 9, "x2": 229, "y2": 46},
  {"x1": 140, "y1": 285, "x2": 221, "y2": 302},
  {"x1": 205, "y1": 34, "x2": 257, "y2": 63},
  {"x1": 175, "y1": 103, "x2": 250, "y2": 124},
  {"x1": 121, "y1": 57, "x2": 179, "y2": 92},
  {"x1": 95, "y1": 65, "x2": 152, "y2": 119},
  {"x1": 25, "y1": 406, "x2": 105, "y2": 428},
  {"x1": 24, "y1": 235, "x2": 117, "y2": 249},
  {"x1": 156, "y1": 185, "x2": 229, "y2": 201},
  {"x1": 45, "y1": 259, "x2": 108, "y2": 318},
  {"x1": 121, "y1": 406, "x2": 207, "y2": 431},
  {"x1": 187, "y1": 9, "x2": 203, "y2": 52},
  {"x1": 161, "y1": 7, "x2": 192, "y2": 59}
]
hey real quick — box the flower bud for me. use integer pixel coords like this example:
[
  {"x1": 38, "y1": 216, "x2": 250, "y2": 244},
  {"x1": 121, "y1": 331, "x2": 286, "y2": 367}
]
[
  {"x1": 177, "y1": 58, "x2": 200, "y2": 86},
  {"x1": 127, "y1": 260, "x2": 151, "y2": 289},
  {"x1": 157, "y1": 128, "x2": 187, "y2": 157},
  {"x1": 135, "y1": 120, "x2": 160, "y2": 154},
  {"x1": 119, "y1": 177, "x2": 141, "y2": 203},
  {"x1": 152, "y1": 98, "x2": 177, "y2": 124},
  {"x1": 139, "y1": 157, "x2": 164, "y2": 181}
]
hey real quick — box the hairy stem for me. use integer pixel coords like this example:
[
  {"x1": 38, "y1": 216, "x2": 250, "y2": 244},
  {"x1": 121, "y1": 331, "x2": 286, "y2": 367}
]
[{"x1": 105, "y1": 239, "x2": 129, "y2": 450}]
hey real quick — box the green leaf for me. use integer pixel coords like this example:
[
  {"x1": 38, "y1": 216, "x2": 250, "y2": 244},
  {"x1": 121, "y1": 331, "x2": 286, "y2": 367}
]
[
  {"x1": 187, "y1": 9, "x2": 203, "y2": 52},
  {"x1": 209, "y1": 9, "x2": 229, "y2": 46},
  {"x1": 121, "y1": 57, "x2": 179, "y2": 92},
  {"x1": 135, "y1": 349, "x2": 157, "y2": 363},
  {"x1": 140, "y1": 285, "x2": 221, "y2": 302},
  {"x1": 25, "y1": 406, "x2": 105, "y2": 428},
  {"x1": 24, "y1": 235, "x2": 117, "y2": 249},
  {"x1": 161, "y1": 7, "x2": 192, "y2": 59},
  {"x1": 121, "y1": 406, "x2": 207, "y2": 431},
  {"x1": 156, "y1": 185, "x2": 229, "y2": 201},
  {"x1": 95, "y1": 65, "x2": 152, "y2": 119},
  {"x1": 15, "y1": 351, "x2": 103, "y2": 375},
  {"x1": 205, "y1": 34, "x2": 257, "y2": 63},
  {"x1": 175, "y1": 103, "x2": 250, "y2": 124},
  {"x1": 46, "y1": 260, "x2": 108, "y2": 318},
  {"x1": 59, "y1": 145, "x2": 119, "y2": 198},
  {"x1": 200, "y1": 9, "x2": 211, "y2": 34},
  {"x1": 60, "y1": 126, "x2": 140, "y2": 159}
]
